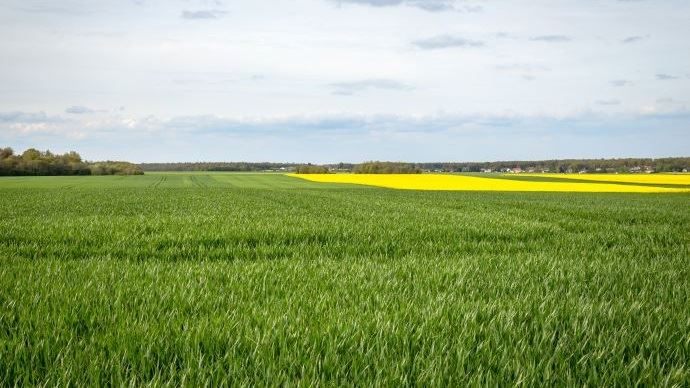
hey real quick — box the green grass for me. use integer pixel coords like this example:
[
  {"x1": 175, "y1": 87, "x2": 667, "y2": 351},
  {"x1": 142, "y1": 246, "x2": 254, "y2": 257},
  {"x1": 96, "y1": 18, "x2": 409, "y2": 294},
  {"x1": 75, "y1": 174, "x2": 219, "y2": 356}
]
[
  {"x1": 0, "y1": 172, "x2": 352, "y2": 190},
  {"x1": 1, "y1": 173, "x2": 689, "y2": 386}
]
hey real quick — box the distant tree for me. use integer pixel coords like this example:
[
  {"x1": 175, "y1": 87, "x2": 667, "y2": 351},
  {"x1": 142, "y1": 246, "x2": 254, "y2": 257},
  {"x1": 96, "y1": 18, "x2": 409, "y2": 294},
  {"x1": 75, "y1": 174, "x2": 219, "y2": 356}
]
[
  {"x1": 89, "y1": 161, "x2": 144, "y2": 175},
  {"x1": 354, "y1": 161, "x2": 421, "y2": 174},
  {"x1": 65, "y1": 151, "x2": 82, "y2": 163},
  {"x1": 21, "y1": 148, "x2": 41, "y2": 161},
  {"x1": 123, "y1": 157, "x2": 690, "y2": 175},
  {"x1": 138, "y1": 162, "x2": 303, "y2": 172},
  {"x1": 0, "y1": 147, "x2": 143, "y2": 176},
  {"x1": 0, "y1": 147, "x2": 13, "y2": 159},
  {"x1": 295, "y1": 164, "x2": 329, "y2": 174}
]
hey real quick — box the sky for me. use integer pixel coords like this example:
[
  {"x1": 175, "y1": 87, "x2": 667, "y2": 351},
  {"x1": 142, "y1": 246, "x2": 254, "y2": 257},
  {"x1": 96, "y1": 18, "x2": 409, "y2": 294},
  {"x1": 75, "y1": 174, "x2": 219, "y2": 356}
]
[{"x1": 1, "y1": 0, "x2": 689, "y2": 163}]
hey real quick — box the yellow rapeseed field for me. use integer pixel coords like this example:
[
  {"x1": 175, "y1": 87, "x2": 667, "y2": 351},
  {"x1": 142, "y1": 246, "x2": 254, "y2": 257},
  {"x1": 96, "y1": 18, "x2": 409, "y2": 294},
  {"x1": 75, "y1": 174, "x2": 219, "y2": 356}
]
[
  {"x1": 289, "y1": 174, "x2": 690, "y2": 193},
  {"x1": 519, "y1": 173, "x2": 690, "y2": 186}
]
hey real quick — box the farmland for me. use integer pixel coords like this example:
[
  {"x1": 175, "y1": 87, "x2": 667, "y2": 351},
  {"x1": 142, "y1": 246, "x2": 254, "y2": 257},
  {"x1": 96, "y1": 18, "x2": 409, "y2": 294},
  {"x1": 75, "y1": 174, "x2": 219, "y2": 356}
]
[
  {"x1": 1, "y1": 173, "x2": 689, "y2": 386},
  {"x1": 290, "y1": 173, "x2": 690, "y2": 192}
]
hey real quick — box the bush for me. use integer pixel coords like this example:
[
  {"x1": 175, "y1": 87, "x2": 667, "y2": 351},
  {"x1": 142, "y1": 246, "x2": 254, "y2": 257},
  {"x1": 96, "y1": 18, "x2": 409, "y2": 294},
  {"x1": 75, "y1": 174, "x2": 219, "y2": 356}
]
[
  {"x1": 295, "y1": 164, "x2": 329, "y2": 174},
  {"x1": 353, "y1": 161, "x2": 421, "y2": 174},
  {"x1": 89, "y1": 162, "x2": 144, "y2": 175}
]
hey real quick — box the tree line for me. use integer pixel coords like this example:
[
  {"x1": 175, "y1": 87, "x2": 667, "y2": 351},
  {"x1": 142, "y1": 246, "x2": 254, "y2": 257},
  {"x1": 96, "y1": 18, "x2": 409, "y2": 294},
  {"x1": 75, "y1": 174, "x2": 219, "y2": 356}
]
[
  {"x1": 0, "y1": 147, "x2": 143, "y2": 176},
  {"x1": 411, "y1": 157, "x2": 690, "y2": 173},
  {"x1": 353, "y1": 161, "x2": 421, "y2": 174},
  {"x1": 123, "y1": 157, "x2": 690, "y2": 174},
  {"x1": 139, "y1": 162, "x2": 301, "y2": 172}
]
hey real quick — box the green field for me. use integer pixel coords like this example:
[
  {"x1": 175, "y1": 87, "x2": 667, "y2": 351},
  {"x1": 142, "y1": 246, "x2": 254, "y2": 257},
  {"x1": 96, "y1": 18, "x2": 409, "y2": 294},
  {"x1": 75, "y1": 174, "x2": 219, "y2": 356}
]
[{"x1": 1, "y1": 173, "x2": 689, "y2": 386}]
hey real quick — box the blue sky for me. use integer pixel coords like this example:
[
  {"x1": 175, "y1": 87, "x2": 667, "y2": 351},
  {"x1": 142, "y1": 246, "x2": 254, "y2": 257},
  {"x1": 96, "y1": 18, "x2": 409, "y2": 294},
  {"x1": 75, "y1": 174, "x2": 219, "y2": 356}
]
[{"x1": 1, "y1": 0, "x2": 689, "y2": 162}]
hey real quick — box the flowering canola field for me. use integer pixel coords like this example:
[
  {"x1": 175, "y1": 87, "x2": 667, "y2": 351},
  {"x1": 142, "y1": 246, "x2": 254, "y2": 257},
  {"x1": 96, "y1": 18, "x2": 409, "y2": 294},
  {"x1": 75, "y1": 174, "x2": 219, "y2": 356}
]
[
  {"x1": 289, "y1": 173, "x2": 690, "y2": 193},
  {"x1": 519, "y1": 173, "x2": 690, "y2": 186}
]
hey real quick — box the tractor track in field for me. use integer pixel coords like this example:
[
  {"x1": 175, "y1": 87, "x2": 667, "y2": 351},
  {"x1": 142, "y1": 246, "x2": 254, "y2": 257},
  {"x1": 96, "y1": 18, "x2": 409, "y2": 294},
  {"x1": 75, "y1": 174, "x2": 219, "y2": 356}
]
[
  {"x1": 189, "y1": 175, "x2": 209, "y2": 188},
  {"x1": 149, "y1": 175, "x2": 167, "y2": 188}
]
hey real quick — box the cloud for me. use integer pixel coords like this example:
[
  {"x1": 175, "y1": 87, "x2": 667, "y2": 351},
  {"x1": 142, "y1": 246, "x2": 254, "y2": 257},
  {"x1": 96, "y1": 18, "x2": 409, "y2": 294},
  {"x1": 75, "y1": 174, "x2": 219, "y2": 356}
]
[
  {"x1": 329, "y1": 79, "x2": 413, "y2": 95},
  {"x1": 335, "y1": 0, "x2": 404, "y2": 6},
  {"x1": 0, "y1": 111, "x2": 78, "y2": 137},
  {"x1": 495, "y1": 64, "x2": 549, "y2": 71},
  {"x1": 12, "y1": 3, "x2": 102, "y2": 15},
  {"x1": 65, "y1": 106, "x2": 96, "y2": 114},
  {"x1": 610, "y1": 79, "x2": 632, "y2": 87},
  {"x1": 330, "y1": 0, "x2": 481, "y2": 12},
  {"x1": 412, "y1": 1, "x2": 455, "y2": 12},
  {"x1": 413, "y1": 35, "x2": 484, "y2": 50},
  {"x1": 596, "y1": 99, "x2": 621, "y2": 106},
  {"x1": 0, "y1": 111, "x2": 54, "y2": 123},
  {"x1": 622, "y1": 36, "x2": 645, "y2": 44},
  {"x1": 656, "y1": 73, "x2": 679, "y2": 80},
  {"x1": 181, "y1": 9, "x2": 226, "y2": 19},
  {"x1": 4, "y1": 110, "x2": 690, "y2": 162},
  {"x1": 529, "y1": 35, "x2": 572, "y2": 43},
  {"x1": 7, "y1": 110, "x2": 690, "y2": 139},
  {"x1": 495, "y1": 64, "x2": 550, "y2": 81}
]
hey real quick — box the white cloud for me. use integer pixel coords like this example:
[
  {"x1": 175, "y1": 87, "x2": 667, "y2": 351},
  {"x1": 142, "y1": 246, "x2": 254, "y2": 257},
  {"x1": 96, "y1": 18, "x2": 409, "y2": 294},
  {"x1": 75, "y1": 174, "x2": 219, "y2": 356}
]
[
  {"x1": 180, "y1": 9, "x2": 226, "y2": 19},
  {"x1": 621, "y1": 35, "x2": 646, "y2": 44},
  {"x1": 65, "y1": 106, "x2": 96, "y2": 114},
  {"x1": 330, "y1": 0, "x2": 480, "y2": 12},
  {"x1": 595, "y1": 99, "x2": 621, "y2": 106},
  {"x1": 610, "y1": 80, "x2": 633, "y2": 87},
  {"x1": 412, "y1": 35, "x2": 484, "y2": 49},
  {"x1": 329, "y1": 79, "x2": 413, "y2": 95},
  {"x1": 529, "y1": 35, "x2": 572, "y2": 43},
  {"x1": 3, "y1": 110, "x2": 690, "y2": 162}
]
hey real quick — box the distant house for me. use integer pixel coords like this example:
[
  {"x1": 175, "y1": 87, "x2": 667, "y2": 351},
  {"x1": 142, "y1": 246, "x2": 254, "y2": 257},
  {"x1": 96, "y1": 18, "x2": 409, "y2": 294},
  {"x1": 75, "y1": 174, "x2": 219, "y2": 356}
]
[
  {"x1": 512, "y1": 167, "x2": 523, "y2": 174},
  {"x1": 480, "y1": 168, "x2": 493, "y2": 173}
]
